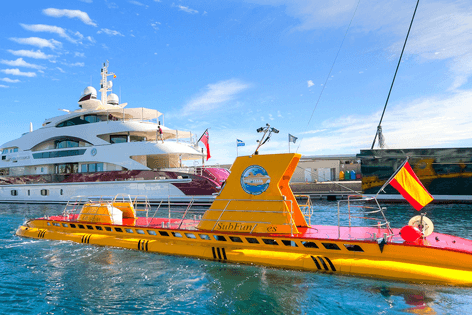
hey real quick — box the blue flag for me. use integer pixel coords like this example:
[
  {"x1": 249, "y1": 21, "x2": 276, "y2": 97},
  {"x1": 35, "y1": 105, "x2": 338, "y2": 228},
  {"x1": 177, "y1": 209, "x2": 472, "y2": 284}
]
[
  {"x1": 237, "y1": 139, "x2": 245, "y2": 147},
  {"x1": 289, "y1": 134, "x2": 298, "y2": 143}
]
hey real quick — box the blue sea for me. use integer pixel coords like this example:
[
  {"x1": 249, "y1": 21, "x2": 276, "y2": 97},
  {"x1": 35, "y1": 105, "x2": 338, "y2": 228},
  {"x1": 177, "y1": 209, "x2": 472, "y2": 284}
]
[{"x1": 2, "y1": 201, "x2": 472, "y2": 314}]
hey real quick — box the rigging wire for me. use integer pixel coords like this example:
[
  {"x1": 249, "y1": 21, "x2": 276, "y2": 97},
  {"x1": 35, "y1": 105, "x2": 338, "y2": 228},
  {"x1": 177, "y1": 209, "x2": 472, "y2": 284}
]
[
  {"x1": 296, "y1": 0, "x2": 361, "y2": 153},
  {"x1": 371, "y1": 0, "x2": 420, "y2": 149}
]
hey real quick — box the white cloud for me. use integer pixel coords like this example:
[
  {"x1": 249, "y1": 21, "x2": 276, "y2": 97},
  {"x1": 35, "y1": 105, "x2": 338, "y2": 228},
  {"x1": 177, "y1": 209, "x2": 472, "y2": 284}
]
[
  {"x1": 182, "y1": 79, "x2": 250, "y2": 115},
  {"x1": 0, "y1": 85, "x2": 9, "y2": 88},
  {"x1": 1, "y1": 78, "x2": 21, "y2": 83},
  {"x1": 1, "y1": 69, "x2": 36, "y2": 77},
  {"x1": 20, "y1": 24, "x2": 77, "y2": 43},
  {"x1": 74, "y1": 52, "x2": 85, "y2": 58},
  {"x1": 0, "y1": 58, "x2": 45, "y2": 70},
  {"x1": 174, "y1": 4, "x2": 198, "y2": 14},
  {"x1": 298, "y1": 89, "x2": 472, "y2": 154},
  {"x1": 7, "y1": 49, "x2": 54, "y2": 60},
  {"x1": 42, "y1": 8, "x2": 97, "y2": 27},
  {"x1": 129, "y1": 0, "x2": 146, "y2": 6},
  {"x1": 151, "y1": 22, "x2": 161, "y2": 31},
  {"x1": 10, "y1": 37, "x2": 62, "y2": 49},
  {"x1": 56, "y1": 67, "x2": 65, "y2": 73},
  {"x1": 307, "y1": 80, "x2": 314, "y2": 87},
  {"x1": 97, "y1": 28, "x2": 124, "y2": 36},
  {"x1": 249, "y1": 1, "x2": 472, "y2": 91}
]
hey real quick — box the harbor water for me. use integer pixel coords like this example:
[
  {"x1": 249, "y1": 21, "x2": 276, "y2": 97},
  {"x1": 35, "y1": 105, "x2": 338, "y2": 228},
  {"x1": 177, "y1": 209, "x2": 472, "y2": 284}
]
[{"x1": 2, "y1": 201, "x2": 472, "y2": 314}]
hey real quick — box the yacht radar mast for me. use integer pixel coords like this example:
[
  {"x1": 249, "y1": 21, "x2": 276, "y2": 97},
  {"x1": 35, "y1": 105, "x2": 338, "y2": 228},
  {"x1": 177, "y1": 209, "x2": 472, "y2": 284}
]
[{"x1": 100, "y1": 60, "x2": 116, "y2": 106}]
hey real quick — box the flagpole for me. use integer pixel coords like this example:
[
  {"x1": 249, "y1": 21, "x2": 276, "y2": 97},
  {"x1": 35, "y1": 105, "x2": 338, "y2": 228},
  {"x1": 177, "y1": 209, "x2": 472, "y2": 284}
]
[
  {"x1": 236, "y1": 139, "x2": 239, "y2": 157},
  {"x1": 375, "y1": 156, "x2": 410, "y2": 197},
  {"x1": 288, "y1": 134, "x2": 290, "y2": 153},
  {"x1": 197, "y1": 128, "x2": 208, "y2": 143}
]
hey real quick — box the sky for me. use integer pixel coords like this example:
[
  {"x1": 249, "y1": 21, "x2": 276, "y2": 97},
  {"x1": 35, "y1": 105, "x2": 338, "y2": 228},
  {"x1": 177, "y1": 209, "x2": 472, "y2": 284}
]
[{"x1": 2, "y1": 0, "x2": 472, "y2": 165}]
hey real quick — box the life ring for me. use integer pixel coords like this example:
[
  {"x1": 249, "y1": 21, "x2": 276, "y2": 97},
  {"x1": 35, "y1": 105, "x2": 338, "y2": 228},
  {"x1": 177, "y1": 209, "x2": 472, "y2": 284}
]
[{"x1": 408, "y1": 215, "x2": 434, "y2": 237}]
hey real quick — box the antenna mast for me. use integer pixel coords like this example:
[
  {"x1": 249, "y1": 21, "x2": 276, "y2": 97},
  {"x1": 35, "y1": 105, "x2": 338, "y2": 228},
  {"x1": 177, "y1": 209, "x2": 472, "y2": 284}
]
[{"x1": 371, "y1": 0, "x2": 420, "y2": 149}]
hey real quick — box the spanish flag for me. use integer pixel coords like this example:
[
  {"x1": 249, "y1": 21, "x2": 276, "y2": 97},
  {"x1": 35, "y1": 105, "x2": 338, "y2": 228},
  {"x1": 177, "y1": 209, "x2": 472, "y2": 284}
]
[{"x1": 389, "y1": 161, "x2": 433, "y2": 211}]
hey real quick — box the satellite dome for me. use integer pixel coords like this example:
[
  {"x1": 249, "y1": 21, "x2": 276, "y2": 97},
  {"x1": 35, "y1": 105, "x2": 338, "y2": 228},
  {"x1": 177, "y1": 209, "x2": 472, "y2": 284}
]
[
  {"x1": 107, "y1": 93, "x2": 119, "y2": 105},
  {"x1": 83, "y1": 86, "x2": 97, "y2": 98}
]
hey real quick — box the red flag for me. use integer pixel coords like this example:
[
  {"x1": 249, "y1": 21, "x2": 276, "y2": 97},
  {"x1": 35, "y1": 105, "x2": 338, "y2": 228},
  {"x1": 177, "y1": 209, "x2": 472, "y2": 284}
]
[
  {"x1": 199, "y1": 129, "x2": 211, "y2": 160},
  {"x1": 390, "y1": 161, "x2": 433, "y2": 211}
]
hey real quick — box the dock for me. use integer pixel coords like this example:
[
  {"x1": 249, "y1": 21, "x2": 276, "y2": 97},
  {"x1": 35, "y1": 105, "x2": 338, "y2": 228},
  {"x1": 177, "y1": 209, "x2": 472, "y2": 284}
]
[{"x1": 290, "y1": 181, "x2": 362, "y2": 201}]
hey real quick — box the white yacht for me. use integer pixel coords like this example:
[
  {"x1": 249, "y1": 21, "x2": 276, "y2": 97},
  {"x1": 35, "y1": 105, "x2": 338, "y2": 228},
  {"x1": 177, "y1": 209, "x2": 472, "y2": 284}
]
[{"x1": 0, "y1": 61, "x2": 229, "y2": 203}]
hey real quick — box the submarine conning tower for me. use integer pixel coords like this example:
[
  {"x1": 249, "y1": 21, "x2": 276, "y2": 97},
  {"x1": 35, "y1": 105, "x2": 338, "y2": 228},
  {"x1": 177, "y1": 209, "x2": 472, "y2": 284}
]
[{"x1": 197, "y1": 153, "x2": 308, "y2": 234}]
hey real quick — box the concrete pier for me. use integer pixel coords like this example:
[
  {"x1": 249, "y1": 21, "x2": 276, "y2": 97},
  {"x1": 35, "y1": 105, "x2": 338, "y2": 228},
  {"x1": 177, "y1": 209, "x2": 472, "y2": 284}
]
[{"x1": 290, "y1": 181, "x2": 362, "y2": 201}]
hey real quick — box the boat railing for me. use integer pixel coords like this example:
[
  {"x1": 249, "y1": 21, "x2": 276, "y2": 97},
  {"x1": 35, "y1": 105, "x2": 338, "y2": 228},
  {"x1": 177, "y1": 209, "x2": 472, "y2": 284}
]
[
  {"x1": 337, "y1": 195, "x2": 393, "y2": 239},
  {"x1": 294, "y1": 194, "x2": 313, "y2": 226},
  {"x1": 62, "y1": 194, "x2": 151, "y2": 221}
]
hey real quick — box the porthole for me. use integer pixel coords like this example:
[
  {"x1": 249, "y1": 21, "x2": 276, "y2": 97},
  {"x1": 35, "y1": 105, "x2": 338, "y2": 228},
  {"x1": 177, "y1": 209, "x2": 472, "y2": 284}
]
[
  {"x1": 185, "y1": 233, "x2": 196, "y2": 239},
  {"x1": 302, "y1": 241, "x2": 319, "y2": 248},
  {"x1": 344, "y1": 244, "x2": 364, "y2": 252},
  {"x1": 262, "y1": 239, "x2": 278, "y2": 245},
  {"x1": 246, "y1": 237, "x2": 259, "y2": 244},
  {"x1": 125, "y1": 229, "x2": 134, "y2": 233},
  {"x1": 229, "y1": 236, "x2": 243, "y2": 243},
  {"x1": 214, "y1": 235, "x2": 226, "y2": 241},
  {"x1": 172, "y1": 232, "x2": 182, "y2": 238},
  {"x1": 136, "y1": 229, "x2": 145, "y2": 234},
  {"x1": 322, "y1": 243, "x2": 341, "y2": 250},
  {"x1": 87, "y1": 225, "x2": 94, "y2": 230},
  {"x1": 105, "y1": 227, "x2": 112, "y2": 231},
  {"x1": 282, "y1": 240, "x2": 298, "y2": 247},
  {"x1": 199, "y1": 234, "x2": 211, "y2": 240},
  {"x1": 95, "y1": 226, "x2": 103, "y2": 231},
  {"x1": 115, "y1": 227, "x2": 123, "y2": 232}
]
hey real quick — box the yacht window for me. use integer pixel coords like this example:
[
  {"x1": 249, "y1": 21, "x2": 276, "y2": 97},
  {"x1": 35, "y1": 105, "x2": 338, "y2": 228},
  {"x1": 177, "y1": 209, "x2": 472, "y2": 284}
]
[
  {"x1": 130, "y1": 135, "x2": 146, "y2": 142},
  {"x1": 13, "y1": 148, "x2": 18, "y2": 152},
  {"x1": 40, "y1": 189, "x2": 49, "y2": 196},
  {"x1": 55, "y1": 140, "x2": 79, "y2": 149},
  {"x1": 56, "y1": 116, "x2": 88, "y2": 127},
  {"x1": 1, "y1": 149, "x2": 7, "y2": 154},
  {"x1": 56, "y1": 163, "x2": 78, "y2": 174},
  {"x1": 11, "y1": 190, "x2": 18, "y2": 196},
  {"x1": 81, "y1": 163, "x2": 104, "y2": 173},
  {"x1": 32, "y1": 149, "x2": 86, "y2": 159},
  {"x1": 110, "y1": 135, "x2": 127, "y2": 144}
]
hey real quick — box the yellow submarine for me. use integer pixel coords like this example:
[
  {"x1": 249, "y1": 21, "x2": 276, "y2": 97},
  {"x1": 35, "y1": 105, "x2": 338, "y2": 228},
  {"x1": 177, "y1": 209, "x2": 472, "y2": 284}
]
[{"x1": 16, "y1": 125, "x2": 472, "y2": 286}]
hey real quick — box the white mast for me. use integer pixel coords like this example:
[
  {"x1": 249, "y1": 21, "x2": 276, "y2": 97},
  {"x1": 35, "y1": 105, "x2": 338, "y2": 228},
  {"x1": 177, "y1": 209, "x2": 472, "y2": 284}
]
[{"x1": 99, "y1": 60, "x2": 115, "y2": 106}]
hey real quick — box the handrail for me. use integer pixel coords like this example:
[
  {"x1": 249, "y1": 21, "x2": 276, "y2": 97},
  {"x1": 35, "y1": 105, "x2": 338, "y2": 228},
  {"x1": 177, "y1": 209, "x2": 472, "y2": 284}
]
[{"x1": 337, "y1": 195, "x2": 393, "y2": 239}]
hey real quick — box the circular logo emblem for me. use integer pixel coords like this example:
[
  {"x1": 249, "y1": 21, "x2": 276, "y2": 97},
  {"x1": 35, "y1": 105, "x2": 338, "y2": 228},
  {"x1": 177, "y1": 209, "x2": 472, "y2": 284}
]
[
  {"x1": 91, "y1": 148, "x2": 97, "y2": 156},
  {"x1": 240, "y1": 165, "x2": 270, "y2": 195}
]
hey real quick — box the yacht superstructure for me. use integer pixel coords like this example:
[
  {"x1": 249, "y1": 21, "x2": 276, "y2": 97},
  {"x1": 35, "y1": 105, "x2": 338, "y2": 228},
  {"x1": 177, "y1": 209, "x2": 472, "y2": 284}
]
[{"x1": 0, "y1": 61, "x2": 229, "y2": 203}]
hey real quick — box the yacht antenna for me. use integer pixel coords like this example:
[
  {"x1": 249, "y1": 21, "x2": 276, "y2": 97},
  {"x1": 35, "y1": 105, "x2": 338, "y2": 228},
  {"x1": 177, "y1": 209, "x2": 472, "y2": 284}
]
[
  {"x1": 254, "y1": 124, "x2": 279, "y2": 155},
  {"x1": 371, "y1": 0, "x2": 420, "y2": 149},
  {"x1": 99, "y1": 60, "x2": 116, "y2": 106}
]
